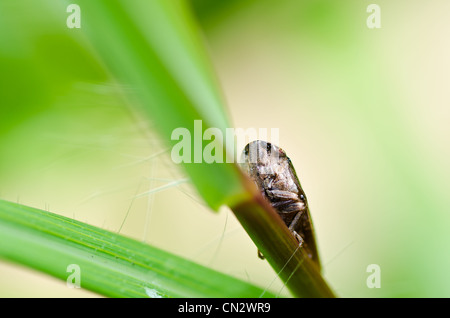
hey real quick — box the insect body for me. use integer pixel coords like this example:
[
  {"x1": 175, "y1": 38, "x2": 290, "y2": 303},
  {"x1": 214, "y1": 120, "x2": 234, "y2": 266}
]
[{"x1": 240, "y1": 140, "x2": 321, "y2": 270}]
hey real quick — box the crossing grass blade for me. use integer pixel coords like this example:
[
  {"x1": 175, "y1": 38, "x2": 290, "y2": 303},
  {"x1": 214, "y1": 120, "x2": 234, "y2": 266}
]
[
  {"x1": 0, "y1": 199, "x2": 275, "y2": 298},
  {"x1": 77, "y1": 0, "x2": 249, "y2": 211}
]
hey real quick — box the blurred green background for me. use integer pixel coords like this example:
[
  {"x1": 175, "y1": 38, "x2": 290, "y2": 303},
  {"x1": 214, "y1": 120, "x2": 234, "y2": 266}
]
[{"x1": 1, "y1": 0, "x2": 449, "y2": 297}]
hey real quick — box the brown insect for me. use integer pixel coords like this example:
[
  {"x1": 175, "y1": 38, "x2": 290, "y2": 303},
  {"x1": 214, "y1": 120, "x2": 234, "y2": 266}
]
[{"x1": 240, "y1": 140, "x2": 321, "y2": 270}]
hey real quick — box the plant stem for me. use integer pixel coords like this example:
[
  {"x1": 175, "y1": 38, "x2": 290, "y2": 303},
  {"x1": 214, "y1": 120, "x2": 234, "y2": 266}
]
[{"x1": 230, "y1": 177, "x2": 336, "y2": 298}]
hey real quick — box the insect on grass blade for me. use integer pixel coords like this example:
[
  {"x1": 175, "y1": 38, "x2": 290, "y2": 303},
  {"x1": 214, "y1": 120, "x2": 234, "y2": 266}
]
[{"x1": 240, "y1": 140, "x2": 321, "y2": 271}]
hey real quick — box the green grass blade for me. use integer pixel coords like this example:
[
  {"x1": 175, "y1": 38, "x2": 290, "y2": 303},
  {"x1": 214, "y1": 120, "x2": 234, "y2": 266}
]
[
  {"x1": 0, "y1": 199, "x2": 275, "y2": 298},
  {"x1": 77, "y1": 0, "x2": 248, "y2": 210}
]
